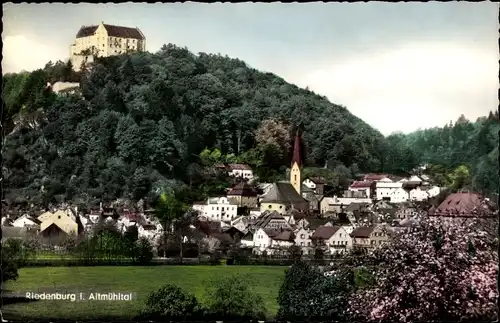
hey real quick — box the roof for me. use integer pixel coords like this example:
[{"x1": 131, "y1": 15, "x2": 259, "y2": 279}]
[
  {"x1": 227, "y1": 163, "x2": 252, "y2": 171},
  {"x1": 227, "y1": 182, "x2": 258, "y2": 197},
  {"x1": 76, "y1": 23, "x2": 145, "y2": 40},
  {"x1": 306, "y1": 217, "x2": 330, "y2": 230},
  {"x1": 287, "y1": 208, "x2": 307, "y2": 221},
  {"x1": 364, "y1": 174, "x2": 388, "y2": 181},
  {"x1": 350, "y1": 181, "x2": 373, "y2": 188},
  {"x1": 301, "y1": 184, "x2": 314, "y2": 193},
  {"x1": 431, "y1": 192, "x2": 496, "y2": 217},
  {"x1": 254, "y1": 211, "x2": 287, "y2": 228},
  {"x1": 345, "y1": 202, "x2": 370, "y2": 213},
  {"x1": 306, "y1": 177, "x2": 326, "y2": 184},
  {"x1": 104, "y1": 24, "x2": 144, "y2": 39},
  {"x1": 76, "y1": 25, "x2": 98, "y2": 38},
  {"x1": 210, "y1": 232, "x2": 233, "y2": 243},
  {"x1": 311, "y1": 225, "x2": 340, "y2": 240},
  {"x1": 350, "y1": 226, "x2": 376, "y2": 238},
  {"x1": 15, "y1": 214, "x2": 42, "y2": 225},
  {"x1": 291, "y1": 131, "x2": 302, "y2": 167},
  {"x1": 273, "y1": 230, "x2": 295, "y2": 241},
  {"x1": 260, "y1": 182, "x2": 309, "y2": 206}
]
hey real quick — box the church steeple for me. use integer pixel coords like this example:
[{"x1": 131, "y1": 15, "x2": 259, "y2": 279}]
[
  {"x1": 291, "y1": 130, "x2": 302, "y2": 168},
  {"x1": 290, "y1": 130, "x2": 302, "y2": 195}
]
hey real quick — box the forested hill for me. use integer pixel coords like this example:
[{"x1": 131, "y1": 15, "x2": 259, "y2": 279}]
[
  {"x1": 387, "y1": 112, "x2": 499, "y2": 195},
  {"x1": 2, "y1": 43, "x2": 388, "y2": 207}
]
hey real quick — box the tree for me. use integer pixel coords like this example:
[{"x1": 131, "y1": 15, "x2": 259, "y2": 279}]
[
  {"x1": 153, "y1": 190, "x2": 189, "y2": 258},
  {"x1": 142, "y1": 284, "x2": 200, "y2": 320},
  {"x1": 203, "y1": 274, "x2": 265, "y2": 320},
  {"x1": 277, "y1": 261, "x2": 353, "y2": 321},
  {"x1": 347, "y1": 217, "x2": 498, "y2": 322}
]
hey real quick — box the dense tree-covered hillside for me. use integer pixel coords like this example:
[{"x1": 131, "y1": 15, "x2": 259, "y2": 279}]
[
  {"x1": 401, "y1": 112, "x2": 499, "y2": 194},
  {"x1": 2, "y1": 44, "x2": 388, "y2": 207}
]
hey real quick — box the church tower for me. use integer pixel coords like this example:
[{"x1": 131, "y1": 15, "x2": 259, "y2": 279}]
[{"x1": 290, "y1": 130, "x2": 302, "y2": 196}]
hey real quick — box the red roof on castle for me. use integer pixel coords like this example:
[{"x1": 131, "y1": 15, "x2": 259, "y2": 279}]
[
  {"x1": 430, "y1": 192, "x2": 496, "y2": 217},
  {"x1": 291, "y1": 130, "x2": 302, "y2": 167},
  {"x1": 349, "y1": 181, "x2": 373, "y2": 188},
  {"x1": 76, "y1": 23, "x2": 145, "y2": 40}
]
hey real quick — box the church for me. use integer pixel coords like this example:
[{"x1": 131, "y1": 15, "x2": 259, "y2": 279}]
[{"x1": 259, "y1": 131, "x2": 310, "y2": 214}]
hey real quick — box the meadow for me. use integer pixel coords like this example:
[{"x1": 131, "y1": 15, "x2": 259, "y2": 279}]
[{"x1": 2, "y1": 265, "x2": 287, "y2": 320}]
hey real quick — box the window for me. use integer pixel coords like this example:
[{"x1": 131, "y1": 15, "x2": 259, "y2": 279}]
[
  {"x1": 294, "y1": 175, "x2": 297, "y2": 182},
  {"x1": 300, "y1": 234, "x2": 305, "y2": 239},
  {"x1": 279, "y1": 206, "x2": 283, "y2": 209},
  {"x1": 221, "y1": 207, "x2": 224, "y2": 211},
  {"x1": 58, "y1": 215, "x2": 61, "y2": 219},
  {"x1": 339, "y1": 233, "x2": 342, "y2": 237},
  {"x1": 217, "y1": 207, "x2": 219, "y2": 210},
  {"x1": 268, "y1": 205, "x2": 272, "y2": 209},
  {"x1": 371, "y1": 240, "x2": 376, "y2": 245},
  {"x1": 308, "y1": 242, "x2": 311, "y2": 246}
]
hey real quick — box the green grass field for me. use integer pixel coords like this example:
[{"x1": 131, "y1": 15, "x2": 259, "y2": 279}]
[{"x1": 3, "y1": 266, "x2": 287, "y2": 320}]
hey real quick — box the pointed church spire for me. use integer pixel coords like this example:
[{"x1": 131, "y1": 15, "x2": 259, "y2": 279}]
[{"x1": 291, "y1": 130, "x2": 302, "y2": 168}]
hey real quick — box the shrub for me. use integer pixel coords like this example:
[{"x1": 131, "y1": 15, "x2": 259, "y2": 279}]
[
  {"x1": 141, "y1": 284, "x2": 200, "y2": 320},
  {"x1": 209, "y1": 250, "x2": 222, "y2": 265},
  {"x1": 203, "y1": 274, "x2": 266, "y2": 320},
  {"x1": 134, "y1": 237, "x2": 154, "y2": 265}
]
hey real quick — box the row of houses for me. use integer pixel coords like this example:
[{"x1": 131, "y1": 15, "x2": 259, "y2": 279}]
[
  {"x1": 1, "y1": 204, "x2": 163, "y2": 245},
  {"x1": 192, "y1": 191, "x2": 497, "y2": 256}
]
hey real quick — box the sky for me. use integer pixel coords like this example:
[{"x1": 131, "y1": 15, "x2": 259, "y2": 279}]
[{"x1": 3, "y1": 2, "x2": 498, "y2": 135}]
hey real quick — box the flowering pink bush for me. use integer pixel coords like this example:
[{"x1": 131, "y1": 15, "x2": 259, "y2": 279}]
[{"x1": 347, "y1": 217, "x2": 498, "y2": 322}]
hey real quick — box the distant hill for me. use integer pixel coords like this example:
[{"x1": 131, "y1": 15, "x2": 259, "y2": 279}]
[{"x1": 2, "y1": 43, "x2": 388, "y2": 207}]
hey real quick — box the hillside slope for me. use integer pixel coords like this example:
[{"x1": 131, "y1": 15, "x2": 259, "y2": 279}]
[
  {"x1": 403, "y1": 113, "x2": 499, "y2": 194},
  {"x1": 2, "y1": 44, "x2": 387, "y2": 206}
]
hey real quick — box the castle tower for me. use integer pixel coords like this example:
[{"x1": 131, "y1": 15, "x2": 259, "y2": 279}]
[{"x1": 290, "y1": 130, "x2": 302, "y2": 195}]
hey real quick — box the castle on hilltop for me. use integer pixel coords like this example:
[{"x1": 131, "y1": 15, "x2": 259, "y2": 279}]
[{"x1": 70, "y1": 21, "x2": 146, "y2": 71}]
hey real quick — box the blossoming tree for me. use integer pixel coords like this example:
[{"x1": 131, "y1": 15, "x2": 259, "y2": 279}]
[{"x1": 348, "y1": 217, "x2": 498, "y2": 322}]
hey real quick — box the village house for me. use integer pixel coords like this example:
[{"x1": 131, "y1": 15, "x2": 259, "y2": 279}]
[
  {"x1": 311, "y1": 225, "x2": 352, "y2": 255},
  {"x1": 350, "y1": 225, "x2": 388, "y2": 251},
  {"x1": 226, "y1": 164, "x2": 254, "y2": 181},
  {"x1": 302, "y1": 177, "x2": 326, "y2": 195},
  {"x1": 253, "y1": 228, "x2": 275, "y2": 254},
  {"x1": 364, "y1": 174, "x2": 391, "y2": 182},
  {"x1": 394, "y1": 203, "x2": 420, "y2": 219},
  {"x1": 253, "y1": 211, "x2": 292, "y2": 231},
  {"x1": 39, "y1": 209, "x2": 82, "y2": 240},
  {"x1": 388, "y1": 186, "x2": 410, "y2": 203},
  {"x1": 409, "y1": 186, "x2": 430, "y2": 201},
  {"x1": 375, "y1": 179, "x2": 403, "y2": 201},
  {"x1": 192, "y1": 196, "x2": 238, "y2": 222},
  {"x1": 226, "y1": 182, "x2": 259, "y2": 208},
  {"x1": 348, "y1": 181, "x2": 375, "y2": 199},
  {"x1": 301, "y1": 184, "x2": 322, "y2": 212},
  {"x1": 11, "y1": 214, "x2": 41, "y2": 229},
  {"x1": 320, "y1": 196, "x2": 372, "y2": 214},
  {"x1": 294, "y1": 227, "x2": 313, "y2": 254},
  {"x1": 424, "y1": 185, "x2": 441, "y2": 198},
  {"x1": 240, "y1": 230, "x2": 255, "y2": 248},
  {"x1": 268, "y1": 230, "x2": 296, "y2": 255}
]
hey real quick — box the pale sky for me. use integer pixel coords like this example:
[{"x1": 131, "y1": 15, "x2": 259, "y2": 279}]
[{"x1": 2, "y1": 3, "x2": 498, "y2": 135}]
